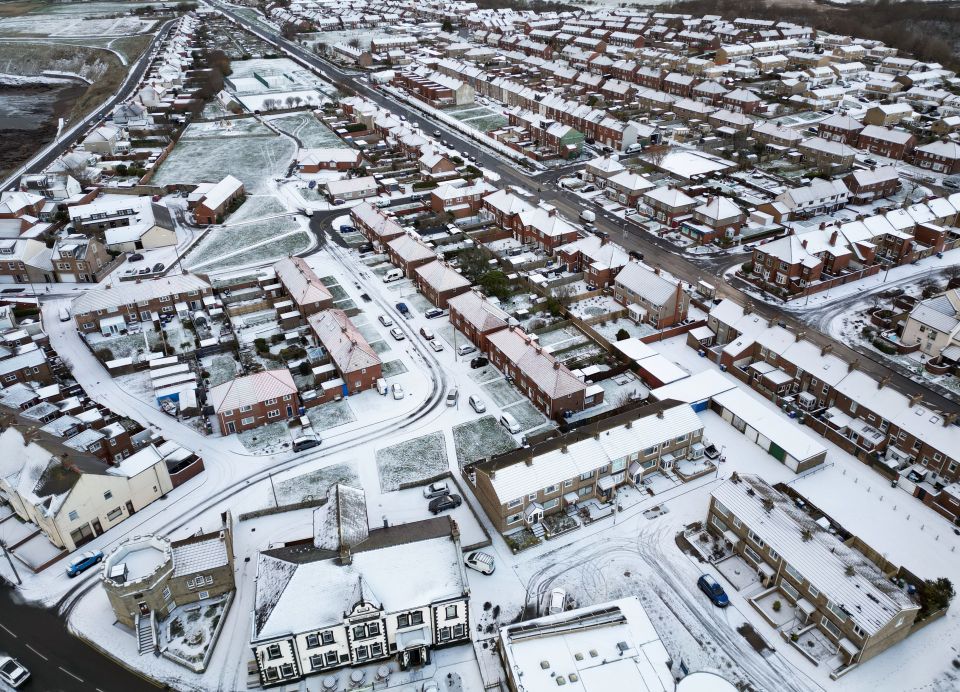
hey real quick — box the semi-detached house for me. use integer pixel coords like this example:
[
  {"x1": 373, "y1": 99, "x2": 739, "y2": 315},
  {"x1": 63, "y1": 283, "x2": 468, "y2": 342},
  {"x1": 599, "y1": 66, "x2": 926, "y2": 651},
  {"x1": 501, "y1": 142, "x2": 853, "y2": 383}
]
[
  {"x1": 209, "y1": 369, "x2": 300, "y2": 435},
  {"x1": 308, "y1": 309, "x2": 381, "y2": 395}
]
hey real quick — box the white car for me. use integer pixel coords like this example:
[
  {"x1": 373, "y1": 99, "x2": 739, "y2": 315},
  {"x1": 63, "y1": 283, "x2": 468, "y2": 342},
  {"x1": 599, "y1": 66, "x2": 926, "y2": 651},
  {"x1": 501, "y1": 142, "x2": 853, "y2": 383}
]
[
  {"x1": 423, "y1": 481, "x2": 449, "y2": 499},
  {"x1": 379, "y1": 314, "x2": 393, "y2": 327},
  {"x1": 429, "y1": 339, "x2": 444, "y2": 352},
  {"x1": 469, "y1": 395, "x2": 486, "y2": 413},
  {"x1": 0, "y1": 657, "x2": 29, "y2": 688},
  {"x1": 392, "y1": 383, "x2": 404, "y2": 399},
  {"x1": 390, "y1": 328, "x2": 405, "y2": 341},
  {"x1": 464, "y1": 551, "x2": 495, "y2": 575}
]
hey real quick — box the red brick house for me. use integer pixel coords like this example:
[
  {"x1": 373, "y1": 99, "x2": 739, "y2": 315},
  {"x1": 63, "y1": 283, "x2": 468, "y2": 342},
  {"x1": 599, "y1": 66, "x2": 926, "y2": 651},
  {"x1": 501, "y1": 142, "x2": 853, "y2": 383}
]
[
  {"x1": 386, "y1": 233, "x2": 436, "y2": 278},
  {"x1": 414, "y1": 260, "x2": 471, "y2": 308},
  {"x1": 351, "y1": 202, "x2": 405, "y2": 247},
  {"x1": 307, "y1": 309, "x2": 381, "y2": 394},
  {"x1": 193, "y1": 175, "x2": 244, "y2": 225},
  {"x1": 447, "y1": 289, "x2": 510, "y2": 353},
  {"x1": 856, "y1": 125, "x2": 916, "y2": 160},
  {"x1": 210, "y1": 369, "x2": 300, "y2": 435},
  {"x1": 272, "y1": 257, "x2": 334, "y2": 319}
]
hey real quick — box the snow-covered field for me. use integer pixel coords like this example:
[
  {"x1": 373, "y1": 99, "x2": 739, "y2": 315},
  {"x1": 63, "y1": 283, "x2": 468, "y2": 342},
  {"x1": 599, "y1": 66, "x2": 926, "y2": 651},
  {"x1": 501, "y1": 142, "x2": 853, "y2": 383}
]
[
  {"x1": 268, "y1": 112, "x2": 349, "y2": 149},
  {"x1": 452, "y1": 416, "x2": 518, "y2": 466},
  {"x1": 0, "y1": 15, "x2": 155, "y2": 37},
  {"x1": 376, "y1": 430, "x2": 448, "y2": 491}
]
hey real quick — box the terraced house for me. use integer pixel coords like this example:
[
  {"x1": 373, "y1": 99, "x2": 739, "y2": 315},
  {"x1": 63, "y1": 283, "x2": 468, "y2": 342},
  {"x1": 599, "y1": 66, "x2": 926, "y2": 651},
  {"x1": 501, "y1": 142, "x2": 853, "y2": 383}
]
[{"x1": 464, "y1": 399, "x2": 703, "y2": 534}]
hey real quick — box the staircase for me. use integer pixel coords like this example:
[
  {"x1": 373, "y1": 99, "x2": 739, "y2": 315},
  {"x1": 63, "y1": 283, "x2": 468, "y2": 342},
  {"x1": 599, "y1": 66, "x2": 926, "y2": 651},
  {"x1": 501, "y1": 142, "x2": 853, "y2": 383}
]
[
  {"x1": 530, "y1": 522, "x2": 545, "y2": 539},
  {"x1": 136, "y1": 613, "x2": 157, "y2": 655}
]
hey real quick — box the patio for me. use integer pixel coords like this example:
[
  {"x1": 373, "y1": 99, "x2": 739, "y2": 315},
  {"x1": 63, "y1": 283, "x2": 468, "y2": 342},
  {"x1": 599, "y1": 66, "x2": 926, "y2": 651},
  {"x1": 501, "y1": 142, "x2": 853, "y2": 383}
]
[
  {"x1": 715, "y1": 554, "x2": 761, "y2": 592},
  {"x1": 751, "y1": 588, "x2": 800, "y2": 629}
]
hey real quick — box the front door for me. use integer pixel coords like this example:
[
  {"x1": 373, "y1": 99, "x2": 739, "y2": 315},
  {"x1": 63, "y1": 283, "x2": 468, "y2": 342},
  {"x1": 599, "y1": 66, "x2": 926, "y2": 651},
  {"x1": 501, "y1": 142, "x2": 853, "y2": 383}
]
[
  {"x1": 286, "y1": 405, "x2": 293, "y2": 417},
  {"x1": 227, "y1": 421, "x2": 235, "y2": 434},
  {"x1": 126, "y1": 501, "x2": 135, "y2": 515},
  {"x1": 139, "y1": 602, "x2": 150, "y2": 616},
  {"x1": 92, "y1": 519, "x2": 103, "y2": 535}
]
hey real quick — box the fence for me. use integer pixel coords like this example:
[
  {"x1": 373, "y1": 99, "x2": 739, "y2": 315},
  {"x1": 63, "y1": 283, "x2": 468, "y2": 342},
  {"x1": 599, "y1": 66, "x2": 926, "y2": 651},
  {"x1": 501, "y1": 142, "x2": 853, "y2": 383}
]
[{"x1": 239, "y1": 497, "x2": 327, "y2": 521}]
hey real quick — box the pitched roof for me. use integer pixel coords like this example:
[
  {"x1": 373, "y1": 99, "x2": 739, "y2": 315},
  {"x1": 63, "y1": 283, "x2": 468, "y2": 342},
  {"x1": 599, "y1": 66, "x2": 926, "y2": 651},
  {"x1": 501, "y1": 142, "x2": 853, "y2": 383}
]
[
  {"x1": 487, "y1": 327, "x2": 585, "y2": 400},
  {"x1": 198, "y1": 175, "x2": 243, "y2": 211},
  {"x1": 208, "y1": 369, "x2": 297, "y2": 413},
  {"x1": 308, "y1": 309, "x2": 381, "y2": 374},
  {"x1": 71, "y1": 274, "x2": 211, "y2": 315},
  {"x1": 614, "y1": 262, "x2": 679, "y2": 306},
  {"x1": 273, "y1": 257, "x2": 333, "y2": 308},
  {"x1": 414, "y1": 260, "x2": 471, "y2": 293},
  {"x1": 447, "y1": 290, "x2": 510, "y2": 333}
]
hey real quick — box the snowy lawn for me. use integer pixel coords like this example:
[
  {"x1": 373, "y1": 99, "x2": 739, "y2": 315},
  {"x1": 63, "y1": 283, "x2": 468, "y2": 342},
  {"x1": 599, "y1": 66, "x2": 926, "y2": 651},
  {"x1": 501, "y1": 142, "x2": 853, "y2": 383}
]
[
  {"x1": 567, "y1": 295, "x2": 623, "y2": 321},
  {"x1": 186, "y1": 199, "x2": 300, "y2": 270},
  {"x1": 274, "y1": 462, "x2": 359, "y2": 505},
  {"x1": 381, "y1": 359, "x2": 408, "y2": 378},
  {"x1": 536, "y1": 326, "x2": 587, "y2": 349},
  {"x1": 268, "y1": 112, "x2": 348, "y2": 149},
  {"x1": 467, "y1": 364, "x2": 501, "y2": 384},
  {"x1": 201, "y1": 354, "x2": 240, "y2": 388},
  {"x1": 590, "y1": 315, "x2": 656, "y2": 342},
  {"x1": 86, "y1": 330, "x2": 161, "y2": 360},
  {"x1": 237, "y1": 421, "x2": 294, "y2": 455},
  {"x1": 163, "y1": 596, "x2": 228, "y2": 670},
  {"x1": 305, "y1": 398, "x2": 356, "y2": 432},
  {"x1": 152, "y1": 129, "x2": 294, "y2": 194},
  {"x1": 376, "y1": 431, "x2": 449, "y2": 492},
  {"x1": 501, "y1": 400, "x2": 549, "y2": 432},
  {"x1": 481, "y1": 378, "x2": 523, "y2": 406},
  {"x1": 452, "y1": 416, "x2": 519, "y2": 467}
]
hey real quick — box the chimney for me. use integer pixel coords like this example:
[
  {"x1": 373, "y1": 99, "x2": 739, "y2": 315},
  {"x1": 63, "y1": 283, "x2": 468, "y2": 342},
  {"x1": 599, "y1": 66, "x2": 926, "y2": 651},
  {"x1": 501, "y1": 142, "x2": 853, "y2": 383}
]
[
  {"x1": 525, "y1": 456, "x2": 534, "y2": 465},
  {"x1": 450, "y1": 518, "x2": 460, "y2": 540},
  {"x1": 339, "y1": 544, "x2": 352, "y2": 566},
  {"x1": 819, "y1": 222, "x2": 827, "y2": 230},
  {"x1": 830, "y1": 230, "x2": 838, "y2": 246},
  {"x1": 801, "y1": 239, "x2": 808, "y2": 249},
  {"x1": 909, "y1": 393, "x2": 923, "y2": 408},
  {"x1": 943, "y1": 412, "x2": 958, "y2": 427},
  {"x1": 553, "y1": 361, "x2": 560, "y2": 369},
  {"x1": 848, "y1": 359, "x2": 858, "y2": 373},
  {"x1": 820, "y1": 344, "x2": 832, "y2": 356},
  {"x1": 548, "y1": 207, "x2": 557, "y2": 216},
  {"x1": 560, "y1": 444, "x2": 568, "y2": 454},
  {"x1": 796, "y1": 331, "x2": 804, "y2": 342},
  {"x1": 653, "y1": 266, "x2": 661, "y2": 275},
  {"x1": 878, "y1": 375, "x2": 890, "y2": 389}
]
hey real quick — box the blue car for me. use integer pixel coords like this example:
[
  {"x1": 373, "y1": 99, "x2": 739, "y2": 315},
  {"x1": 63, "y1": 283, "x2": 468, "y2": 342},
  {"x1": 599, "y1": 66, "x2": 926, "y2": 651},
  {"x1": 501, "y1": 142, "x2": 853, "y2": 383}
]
[
  {"x1": 66, "y1": 550, "x2": 103, "y2": 578},
  {"x1": 697, "y1": 573, "x2": 729, "y2": 608}
]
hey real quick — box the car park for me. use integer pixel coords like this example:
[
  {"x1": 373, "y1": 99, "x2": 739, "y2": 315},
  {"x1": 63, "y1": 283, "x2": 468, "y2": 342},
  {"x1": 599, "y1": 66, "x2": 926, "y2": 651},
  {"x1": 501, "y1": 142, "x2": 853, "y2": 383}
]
[
  {"x1": 697, "y1": 573, "x2": 729, "y2": 607},
  {"x1": 67, "y1": 550, "x2": 104, "y2": 577},
  {"x1": 428, "y1": 493, "x2": 462, "y2": 514},
  {"x1": 468, "y1": 395, "x2": 486, "y2": 413},
  {"x1": 424, "y1": 308, "x2": 444, "y2": 319},
  {"x1": 292, "y1": 436, "x2": 321, "y2": 452},
  {"x1": 392, "y1": 383, "x2": 404, "y2": 399},
  {"x1": 390, "y1": 328, "x2": 405, "y2": 341},
  {"x1": 379, "y1": 314, "x2": 393, "y2": 327},
  {"x1": 0, "y1": 657, "x2": 29, "y2": 688},
  {"x1": 429, "y1": 339, "x2": 444, "y2": 352},
  {"x1": 464, "y1": 551, "x2": 495, "y2": 575},
  {"x1": 422, "y1": 481, "x2": 449, "y2": 499}
]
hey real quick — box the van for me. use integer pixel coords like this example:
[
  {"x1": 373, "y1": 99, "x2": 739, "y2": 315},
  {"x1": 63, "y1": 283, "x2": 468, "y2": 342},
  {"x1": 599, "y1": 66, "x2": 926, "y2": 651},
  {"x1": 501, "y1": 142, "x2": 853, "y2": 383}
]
[
  {"x1": 376, "y1": 378, "x2": 388, "y2": 395},
  {"x1": 383, "y1": 268, "x2": 403, "y2": 283},
  {"x1": 293, "y1": 436, "x2": 321, "y2": 452},
  {"x1": 457, "y1": 343, "x2": 477, "y2": 357},
  {"x1": 500, "y1": 412, "x2": 521, "y2": 434}
]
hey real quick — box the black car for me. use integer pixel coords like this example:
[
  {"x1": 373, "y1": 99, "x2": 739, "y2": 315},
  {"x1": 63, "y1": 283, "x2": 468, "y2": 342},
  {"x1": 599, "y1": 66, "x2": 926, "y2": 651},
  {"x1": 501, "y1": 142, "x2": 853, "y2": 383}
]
[
  {"x1": 428, "y1": 494, "x2": 462, "y2": 514},
  {"x1": 396, "y1": 302, "x2": 410, "y2": 315},
  {"x1": 152, "y1": 262, "x2": 165, "y2": 273},
  {"x1": 424, "y1": 308, "x2": 445, "y2": 319},
  {"x1": 129, "y1": 253, "x2": 144, "y2": 262},
  {"x1": 360, "y1": 293, "x2": 371, "y2": 302},
  {"x1": 470, "y1": 356, "x2": 489, "y2": 369}
]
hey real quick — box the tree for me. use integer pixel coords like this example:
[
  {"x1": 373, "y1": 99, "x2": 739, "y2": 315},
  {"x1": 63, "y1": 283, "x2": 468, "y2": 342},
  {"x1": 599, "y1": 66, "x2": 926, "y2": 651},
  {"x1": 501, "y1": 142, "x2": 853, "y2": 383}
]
[
  {"x1": 115, "y1": 163, "x2": 128, "y2": 176},
  {"x1": 442, "y1": 18, "x2": 454, "y2": 32},
  {"x1": 615, "y1": 328, "x2": 630, "y2": 341},
  {"x1": 348, "y1": 37, "x2": 361, "y2": 48},
  {"x1": 919, "y1": 577, "x2": 955, "y2": 618},
  {"x1": 478, "y1": 270, "x2": 510, "y2": 300}
]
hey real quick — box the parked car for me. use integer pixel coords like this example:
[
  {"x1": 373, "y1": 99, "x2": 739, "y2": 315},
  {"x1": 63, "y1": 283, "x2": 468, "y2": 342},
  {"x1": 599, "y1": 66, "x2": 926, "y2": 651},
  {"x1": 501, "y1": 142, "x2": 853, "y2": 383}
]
[
  {"x1": 390, "y1": 328, "x2": 405, "y2": 341},
  {"x1": 500, "y1": 412, "x2": 521, "y2": 434},
  {"x1": 0, "y1": 657, "x2": 29, "y2": 688},
  {"x1": 292, "y1": 436, "x2": 321, "y2": 452},
  {"x1": 697, "y1": 573, "x2": 729, "y2": 607},
  {"x1": 470, "y1": 356, "x2": 489, "y2": 369},
  {"x1": 468, "y1": 395, "x2": 486, "y2": 413},
  {"x1": 424, "y1": 308, "x2": 444, "y2": 319},
  {"x1": 339, "y1": 224, "x2": 356, "y2": 233},
  {"x1": 152, "y1": 262, "x2": 165, "y2": 273},
  {"x1": 67, "y1": 550, "x2": 104, "y2": 577},
  {"x1": 377, "y1": 378, "x2": 388, "y2": 395},
  {"x1": 464, "y1": 550, "x2": 495, "y2": 575},
  {"x1": 546, "y1": 587, "x2": 567, "y2": 615},
  {"x1": 446, "y1": 388, "x2": 459, "y2": 406},
  {"x1": 379, "y1": 314, "x2": 393, "y2": 327},
  {"x1": 58, "y1": 307, "x2": 70, "y2": 322},
  {"x1": 419, "y1": 327, "x2": 435, "y2": 340},
  {"x1": 128, "y1": 253, "x2": 144, "y2": 262},
  {"x1": 429, "y1": 339, "x2": 444, "y2": 352},
  {"x1": 422, "y1": 481, "x2": 449, "y2": 499},
  {"x1": 396, "y1": 302, "x2": 410, "y2": 316},
  {"x1": 428, "y1": 493, "x2": 462, "y2": 514},
  {"x1": 392, "y1": 383, "x2": 404, "y2": 399},
  {"x1": 457, "y1": 343, "x2": 476, "y2": 357}
]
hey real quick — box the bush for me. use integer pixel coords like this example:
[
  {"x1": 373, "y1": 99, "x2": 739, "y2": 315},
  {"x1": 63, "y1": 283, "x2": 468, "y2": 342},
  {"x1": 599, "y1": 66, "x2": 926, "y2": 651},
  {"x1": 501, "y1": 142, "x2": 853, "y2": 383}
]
[
  {"x1": 872, "y1": 338, "x2": 897, "y2": 355},
  {"x1": 412, "y1": 180, "x2": 438, "y2": 191},
  {"x1": 298, "y1": 360, "x2": 311, "y2": 376},
  {"x1": 343, "y1": 122, "x2": 366, "y2": 133},
  {"x1": 772, "y1": 600, "x2": 782, "y2": 612},
  {"x1": 919, "y1": 577, "x2": 955, "y2": 619},
  {"x1": 741, "y1": 262, "x2": 754, "y2": 274},
  {"x1": 615, "y1": 328, "x2": 630, "y2": 341},
  {"x1": 254, "y1": 338, "x2": 269, "y2": 353},
  {"x1": 95, "y1": 348, "x2": 114, "y2": 362}
]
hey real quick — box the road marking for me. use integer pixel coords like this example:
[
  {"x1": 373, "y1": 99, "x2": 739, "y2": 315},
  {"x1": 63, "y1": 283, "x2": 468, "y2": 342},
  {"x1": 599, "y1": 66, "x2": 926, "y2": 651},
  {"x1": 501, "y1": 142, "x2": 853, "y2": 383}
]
[
  {"x1": 0, "y1": 623, "x2": 16, "y2": 637},
  {"x1": 25, "y1": 644, "x2": 47, "y2": 660},
  {"x1": 59, "y1": 666, "x2": 83, "y2": 682}
]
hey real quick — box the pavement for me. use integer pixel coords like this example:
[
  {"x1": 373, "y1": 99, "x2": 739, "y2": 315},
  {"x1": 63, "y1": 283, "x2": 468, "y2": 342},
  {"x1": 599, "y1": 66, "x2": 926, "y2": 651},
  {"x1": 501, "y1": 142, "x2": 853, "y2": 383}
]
[{"x1": 212, "y1": 0, "x2": 959, "y2": 414}]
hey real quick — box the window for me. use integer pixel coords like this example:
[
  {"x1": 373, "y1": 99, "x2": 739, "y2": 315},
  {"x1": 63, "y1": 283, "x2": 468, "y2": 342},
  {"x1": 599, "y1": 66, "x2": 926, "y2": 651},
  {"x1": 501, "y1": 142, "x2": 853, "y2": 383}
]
[
  {"x1": 397, "y1": 614, "x2": 409, "y2": 628},
  {"x1": 564, "y1": 479, "x2": 573, "y2": 488},
  {"x1": 768, "y1": 547, "x2": 780, "y2": 562},
  {"x1": 367, "y1": 622, "x2": 380, "y2": 636},
  {"x1": 370, "y1": 643, "x2": 383, "y2": 657},
  {"x1": 780, "y1": 581, "x2": 799, "y2": 602},
  {"x1": 356, "y1": 646, "x2": 369, "y2": 661},
  {"x1": 808, "y1": 584, "x2": 820, "y2": 599},
  {"x1": 826, "y1": 600, "x2": 847, "y2": 621},
  {"x1": 265, "y1": 668, "x2": 279, "y2": 681},
  {"x1": 445, "y1": 605, "x2": 458, "y2": 619},
  {"x1": 784, "y1": 564, "x2": 803, "y2": 583},
  {"x1": 280, "y1": 664, "x2": 294, "y2": 677},
  {"x1": 187, "y1": 578, "x2": 195, "y2": 589},
  {"x1": 103, "y1": 490, "x2": 113, "y2": 500},
  {"x1": 711, "y1": 515, "x2": 728, "y2": 532},
  {"x1": 507, "y1": 498, "x2": 522, "y2": 509},
  {"x1": 306, "y1": 634, "x2": 320, "y2": 648},
  {"x1": 267, "y1": 644, "x2": 282, "y2": 660},
  {"x1": 439, "y1": 627, "x2": 451, "y2": 642},
  {"x1": 352, "y1": 625, "x2": 366, "y2": 639},
  {"x1": 528, "y1": 493, "x2": 538, "y2": 502},
  {"x1": 240, "y1": 405, "x2": 253, "y2": 413},
  {"x1": 68, "y1": 510, "x2": 79, "y2": 522},
  {"x1": 264, "y1": 398, "x2": 277, "y2": 405},
  {"x1": 106, "y1": 507, "x2": 123, "y2": 521},
  {"x1": 310, "y1": 654, "x2": 324, "y2": 669},
  {"x1": 743, "y1": 545, "x2": 762, "y2": 565},
  {"x1": 747, "y1": 530, "x2": 765, "y2": 548},
  {"x1": 676, "y1": 434, "x2": 687, "y2": 443},
  {"x1": 411, "y1": 611, "x2": 424, "y2": 626},
  {"x1": 577, "y1": 485, "x2": 592, "y2": 497},
  {"x1": 579, "y1": 471, "x2": 594, "y2": 481},
  {"x1": 325, "y1": 651, "x2": 338, "y2": 665},
  {"x1": 162, "y1": 587, "x2": 171, "y2": 600},
  {"x1": 714, "y1": 500, "x2": 729, "y2": 517},
  {"x1": 205, "y1": 575, "x2": 213, "y2": 586},
  {"x1": 241, "y1": 416, "x2": 255, "y2": 425},
  {"x1": 611, "y1": 458, "x2": 626, "y2": 473},
  {"x1": 198, "y1": 590, "x2": 209, "y2": 599},
  {"x1": 544, "y1": 484, "x2": 558, "y2": 495},
  {"x1": 506, "y1": 512, "x2": 523, "y2": 525},
  {"x1": 322, "y1": 631, "x2": 334, "y2": 645},
  {"x1": 821, "y1": 616, "x2": 842, "y2": 639},
  {"x1": 543, "y1": 498, "x2": 559, "y2": 510},
  {"x1": 454, "y1": 624, "x2": 466, "y2": 638}
]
